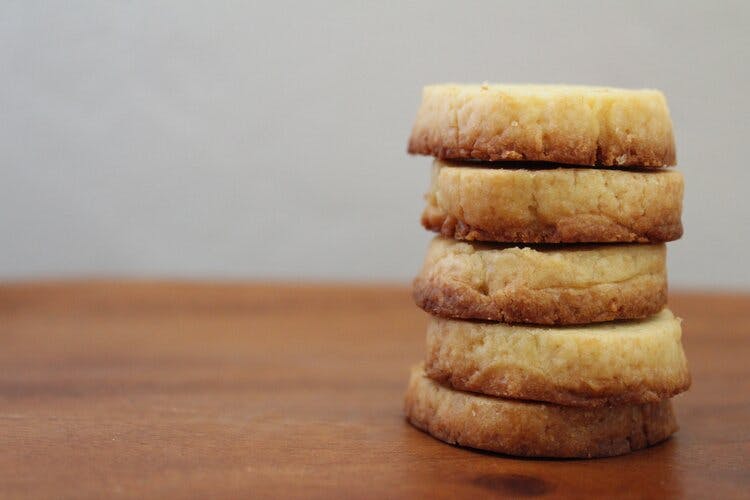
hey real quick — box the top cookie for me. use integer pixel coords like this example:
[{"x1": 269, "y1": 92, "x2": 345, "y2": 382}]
[{"x1": 408, "y1": 84, "x2": 676, "y2": 167}]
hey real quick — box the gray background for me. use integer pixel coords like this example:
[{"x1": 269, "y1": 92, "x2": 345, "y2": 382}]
[{"x1": 2, "y1": 1, "x2": 748, "y2": 288}]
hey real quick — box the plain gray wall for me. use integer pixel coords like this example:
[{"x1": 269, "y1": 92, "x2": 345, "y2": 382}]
[{"x1": 1, "y1": 1, "x2": 748, "y2": 288}]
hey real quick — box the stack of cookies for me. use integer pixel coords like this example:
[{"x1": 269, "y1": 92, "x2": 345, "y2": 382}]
[{"x1": 403, "y1": 84, "x2": 690, "y2": 458}]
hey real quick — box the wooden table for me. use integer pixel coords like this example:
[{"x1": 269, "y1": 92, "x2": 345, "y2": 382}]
[{"x1": 0, "y1": 282, "x2": 748, "y2": 499}]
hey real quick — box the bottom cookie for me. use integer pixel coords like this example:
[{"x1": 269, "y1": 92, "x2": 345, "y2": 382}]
[{"x1": 404, "y1": 365, "x2": 677, "y2": 458}]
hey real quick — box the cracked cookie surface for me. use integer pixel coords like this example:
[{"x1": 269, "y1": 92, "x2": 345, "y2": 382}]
[
  {"x1": 414, "y1": 237, "x2": 667, "y2": 324},
  {"x1": 405, "y1": 365, "x2": 678, "y2": 458},
  {"x1": 423, "y1": 160, "x2": 683, "y2": 243},
  {"x1": 424, "y1": 309, "x2": 690, "y2": 407},
  {"x1": 408, "y1": 84, "x2": 676, "y2": 166}
]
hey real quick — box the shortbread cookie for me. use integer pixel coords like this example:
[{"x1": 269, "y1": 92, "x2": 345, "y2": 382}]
[
  {"x1": 405, "y1": 366, "x2": 677, "y2": 458},
  {"x1": 425, "y1": 309, "x2": 690, "y2": 407},
  {"x1": 408, "y1": 84, "x2": 675, "y2": 166},
  {"x1": 414, "y1": 237, "x2": 666, "y2": 324},
  {"x1": 423, "y1": 160, "x2": 684, "y2": 243}
]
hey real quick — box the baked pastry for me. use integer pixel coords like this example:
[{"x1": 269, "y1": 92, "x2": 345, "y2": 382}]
[
  {"x1": 424, "y1": 309, "x2": 690, "y2": 407},
  {"x1": 423, "y1": 160, "x2": 684, "y2": 243},
  {"x1": 415, "y1": 236, "x2": 666, "y2": 324},
  {"x1": 405, "y1": 365, "x2": 678, "y2": 458},
  {"x1": 408, "y1": 84, "x2": 675, "y2": 166}
]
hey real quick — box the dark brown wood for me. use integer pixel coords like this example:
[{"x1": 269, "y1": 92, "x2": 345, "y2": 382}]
[{"x1": 0, "y1": 281, "x2": 748, "y2": 499}]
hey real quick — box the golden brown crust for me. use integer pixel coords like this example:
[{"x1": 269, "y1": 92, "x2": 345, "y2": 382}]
[
  {"x1": 423, "y1": 310, "x2": 691, "y2": 407},
  {"x1": 408, "y1": 84, "x2": 676, "y2": 167},
  {"x1": 414, "y1": 237, "x2": 667, "y2": 324},
  {"x1": 404, "y1": 366, "x2": 678, "y2": 458},
  {"x1": 423, "y1": 161, "x2": 684, "y2": 243},
  {"x1": 415, "y1": 277, "x2": 666, "y2": 325}
]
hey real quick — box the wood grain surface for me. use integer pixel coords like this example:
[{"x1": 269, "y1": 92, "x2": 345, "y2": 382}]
[{"x1": 0, "y1": 282, "x2": 748, "y2": 499}]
